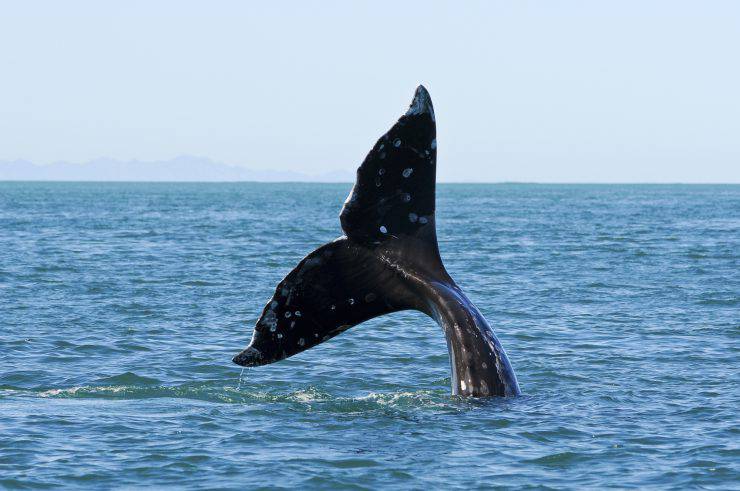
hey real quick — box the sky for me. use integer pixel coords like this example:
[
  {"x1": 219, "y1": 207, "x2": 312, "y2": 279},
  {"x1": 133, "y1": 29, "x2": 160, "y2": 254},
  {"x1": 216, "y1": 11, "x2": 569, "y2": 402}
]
[{"x1": 1, "y1": 1, "x2": 738, "y2": 183}]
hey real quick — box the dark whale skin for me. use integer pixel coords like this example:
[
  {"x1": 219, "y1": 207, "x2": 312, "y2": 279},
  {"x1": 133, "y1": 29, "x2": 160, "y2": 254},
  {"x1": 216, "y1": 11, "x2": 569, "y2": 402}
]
[{"x1": 233, "y1": 86, "x2": 520, "y2": 397}]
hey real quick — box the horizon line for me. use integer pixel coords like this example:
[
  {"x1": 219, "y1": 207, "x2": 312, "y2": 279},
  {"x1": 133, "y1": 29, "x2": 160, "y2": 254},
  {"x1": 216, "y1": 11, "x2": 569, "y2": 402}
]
[{"x1": 1, "y1": 180, "x2": 738, "y2": 185}]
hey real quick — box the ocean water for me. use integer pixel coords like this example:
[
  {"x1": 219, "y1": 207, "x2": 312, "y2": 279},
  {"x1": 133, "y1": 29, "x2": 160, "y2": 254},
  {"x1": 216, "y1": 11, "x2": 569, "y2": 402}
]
[{"x1": 0, "y1": 182, "x2": 738, "y2": 489}]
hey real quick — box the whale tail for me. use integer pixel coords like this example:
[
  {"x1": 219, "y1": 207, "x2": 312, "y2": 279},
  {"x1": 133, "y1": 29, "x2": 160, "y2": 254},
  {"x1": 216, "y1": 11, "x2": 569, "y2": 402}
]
[
  {"x1": 233, "y1": 86, "x2": 442, "y2": 367},
  {"x1": 232, "y1": 86, "x2": 520, "y2": 398}
]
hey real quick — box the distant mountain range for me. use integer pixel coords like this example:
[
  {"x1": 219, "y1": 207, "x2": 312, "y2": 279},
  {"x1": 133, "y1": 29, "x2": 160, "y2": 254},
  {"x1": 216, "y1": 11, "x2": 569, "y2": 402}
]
[{"x1": 0, "y1": 156, "x2": 355, "y2": 182}]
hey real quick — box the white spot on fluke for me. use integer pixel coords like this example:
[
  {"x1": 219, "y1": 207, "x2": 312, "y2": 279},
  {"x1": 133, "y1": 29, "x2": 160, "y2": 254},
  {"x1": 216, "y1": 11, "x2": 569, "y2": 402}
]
[
  {"x1": 295, "y1": 311, "x2": 301, "y2": 317},
  {"x1": 284, "y1": 312, "x2": 291, "y2": 318},
  {"x1": 460, "y1": 380, "x2": 467, "y2": 391},
  {"x1": 277, "y1": 333, "x2": 283, "y2": 339},
  {"x1": 262, "y1": 310, "x2": 278, "y2": 332},
  {"x1": 431, "y1": 139, "x2": 437, "y2": 150},
  {"x1": 379, "y1": 225, "x2": 387, "y2": 234},
  {"x1": 402, "y1": 168, "x2": 413, "y2": 178}
]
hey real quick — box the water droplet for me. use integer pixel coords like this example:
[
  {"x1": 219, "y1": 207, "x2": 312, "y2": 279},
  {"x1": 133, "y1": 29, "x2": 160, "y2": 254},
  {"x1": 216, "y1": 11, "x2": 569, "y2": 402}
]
[
  {"x1": 408, "y1": 212, "x2": 418, "y2": 222},
  {"x1": 237, "y1": 367, "x2": 245, "y2": 390},
  {"x1": 284, "y1": 311, "x2": 291, "y2": 318},
  {"x1": 393, "y1": 138, "x2": 401, "y2": 147},
  {"x1": 348, "y1": 298, "x2": 355, "y2": 305},
  {"x1": 378, "y1": 168, "x2": 385, "y2": 175},
  {"x1": 401, "y1": 193, "x2": 411, "y2": 202},
  {"x1": 431, "y1": 139, "x2": 437, "y2": 149},
  {"x1": 419, "y1": 216, "x2": 428, "y2": 224},
  {"x1": 295, "y1": 311, "x2": 301, "y2": 317},
  {"x1": 402, "y1": 168, "x2": 413, "y2": 178},
  {"x1": 365, "y1": 292, "x2": 377, "y2": 302},
  {"x1": 379, "y1": 225, "x2": 387, "y2": 234},
  {"x1": 270, "y1": 325, "x2": 277, "y2": 332},
  {"x1": 375, "y1": 177, "x2": 382, "y2": 187},
  {"x1": 298, "y1": 338, "x2": 305, "y2": 346},
  {"x1": 277, "y1": 333, "x2": 283, "y2": 339}
]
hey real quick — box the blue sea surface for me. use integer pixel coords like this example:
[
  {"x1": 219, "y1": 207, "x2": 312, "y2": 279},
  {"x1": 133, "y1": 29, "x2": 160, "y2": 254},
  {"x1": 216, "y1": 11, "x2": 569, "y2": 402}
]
[{"x1": 0, "y1": 182, "x2": 738, "y2": 489}]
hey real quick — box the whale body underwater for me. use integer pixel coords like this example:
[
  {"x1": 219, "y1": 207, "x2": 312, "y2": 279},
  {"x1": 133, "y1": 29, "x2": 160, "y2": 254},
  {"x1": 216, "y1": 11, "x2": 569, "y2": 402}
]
[{"x1": 233, "y1": 86, "x2": 520, "y2": 397}]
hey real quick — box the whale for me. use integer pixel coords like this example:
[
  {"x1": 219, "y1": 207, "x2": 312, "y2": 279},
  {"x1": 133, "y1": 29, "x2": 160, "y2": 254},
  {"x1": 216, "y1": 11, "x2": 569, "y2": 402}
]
[{"x1": 233, "y1": 86, "x2": 520, "y2": 397}]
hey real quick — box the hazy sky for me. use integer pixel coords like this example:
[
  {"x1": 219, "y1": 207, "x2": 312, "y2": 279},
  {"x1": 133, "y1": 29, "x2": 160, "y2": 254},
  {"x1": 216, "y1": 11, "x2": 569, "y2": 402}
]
[{"x1": 1, "y1": 1, "x2": 738, "y2": 182}]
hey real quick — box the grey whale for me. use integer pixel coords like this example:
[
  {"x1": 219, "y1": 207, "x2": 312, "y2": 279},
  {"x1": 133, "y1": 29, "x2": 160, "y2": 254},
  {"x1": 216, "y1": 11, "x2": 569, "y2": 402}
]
[{"x1": 233, "y1": 86, "x2": 520, "y2": 397}]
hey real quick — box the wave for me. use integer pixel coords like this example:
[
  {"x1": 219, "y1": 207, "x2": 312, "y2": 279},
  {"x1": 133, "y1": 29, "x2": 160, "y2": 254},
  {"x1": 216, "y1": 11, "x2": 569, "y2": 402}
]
[{"x1": 0, "y1": 374, "x2": 491, "y2": 413}]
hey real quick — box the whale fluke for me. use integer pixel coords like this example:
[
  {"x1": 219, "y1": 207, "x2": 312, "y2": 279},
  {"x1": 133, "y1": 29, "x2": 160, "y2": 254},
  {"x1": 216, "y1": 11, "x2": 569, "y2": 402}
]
[
  {"x1": 340, "y1": 85, "x2": 437, "y2": 248},
  {"x1": 233, "y1": 86, "x2": 520, "y2": 397}
]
